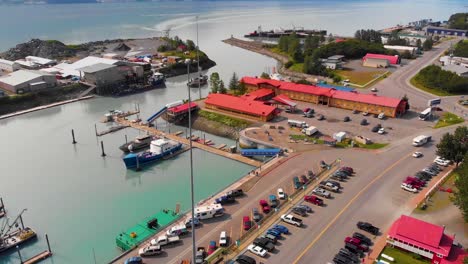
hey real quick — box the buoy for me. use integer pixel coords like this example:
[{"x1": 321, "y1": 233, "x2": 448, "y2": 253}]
[{"x1": 130, "y1": 232, "x2": 137, "y2": 238}]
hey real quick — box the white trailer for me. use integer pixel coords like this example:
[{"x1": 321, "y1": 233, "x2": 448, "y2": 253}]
[
  {"x1": 302, "y1": 126, "x2": 318, "y2": 136},
  {"x1": 288, "y1": 120, "x2": 308, "y2": 128},
  {"x1": 194, "y1": 204, "x2": 224, "y2": 220},
  {"x1": 412, "y1": 135, "x2": 431, "y2": 146}
]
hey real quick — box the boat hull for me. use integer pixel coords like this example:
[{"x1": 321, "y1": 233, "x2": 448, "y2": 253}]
[
  {"x1": 123, "y1": 143, "x2": 182, "y2": 169},
  {"x1": 0, "y1": 227, "x2": 37, "y2": 254}
]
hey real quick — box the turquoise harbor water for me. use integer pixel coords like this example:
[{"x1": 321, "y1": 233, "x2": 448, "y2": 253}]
[{"x1": 0, "y1": 0, "x2": 466, "y2": 263}]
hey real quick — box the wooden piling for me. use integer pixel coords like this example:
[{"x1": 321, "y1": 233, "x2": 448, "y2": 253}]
[
  {"x1": 101, "y1": 141, "x2": 106, "y2": 157},
  {"x1": 71, "y1": 129, "x2": 77, "y2": 144},
  {"x1": 17, "y1": 246, "x2": 23, "y2": 263}
]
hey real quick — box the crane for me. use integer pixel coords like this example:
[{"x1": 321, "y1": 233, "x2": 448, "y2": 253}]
[{"x1": 0, "y1": 209, "x2": 26, "y2": 237}]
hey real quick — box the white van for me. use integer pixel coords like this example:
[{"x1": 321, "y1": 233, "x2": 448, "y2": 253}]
[
  {"x1": 378, "y1": 113, "x2": 385, "y2": 119},
  {"x1": 219, "y1": 231, "x2": 228, "y2": 247},
  {"x1": 288, "y1": 120, "x2": 308, "y2": 128}
]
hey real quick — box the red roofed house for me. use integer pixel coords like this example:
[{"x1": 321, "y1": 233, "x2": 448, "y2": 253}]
[
  {"x1": 387, "y1": 215, "x2": 467, "y2": 264},
  {"x1": 205, "y1": 93, "x2": 277, "y2": 121},
  {"x1": 240, "y1": 77, "x2": 406, "y2": 117},
  {"x1": 363, "y1": 53, "x2": 400, "y2": 65},
  {"x1": 166, "y1": 102, "x2": 198, "y2": 121},
  {"x1": 240, "y1": 88, "x2": 275, "y2": 101}
]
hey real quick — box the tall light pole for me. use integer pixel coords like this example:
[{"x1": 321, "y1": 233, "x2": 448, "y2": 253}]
[
  {"x1": 187, "y1": 59, "x2": 197, "y2": 264},
  {"x1": 196, "y1": 16, "x2": 202, "y2": 100}
]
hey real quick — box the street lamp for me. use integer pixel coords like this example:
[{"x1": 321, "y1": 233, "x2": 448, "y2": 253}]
[{"x1": 186, "y1": 58, "x2": 197, "y2": 264}]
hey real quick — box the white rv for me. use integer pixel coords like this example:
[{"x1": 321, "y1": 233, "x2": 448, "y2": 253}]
[
  {"x1": 412, "y1": 135, "x2": 431, "y2": 146},
  {"x1": 288, "y1": 120, "x2": 308, "y2": 128},
  {"x1": 194, "y1": 204, "x2": 224, "y2": 220}
]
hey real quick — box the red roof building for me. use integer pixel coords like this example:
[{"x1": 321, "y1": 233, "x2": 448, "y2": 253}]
[
  {"x1": 240, "y1": 77, "x2": 407, "y2": 117},
  {"x1": 241, "y1": 88, "x2": 275, "y2": 101},
  {"x1": 387, "y1": 215, "x2": 466, "y2": 264},
  {"x1": 205, "y1": 93, "x2": 277, "y2": 121},
  {"x1": 363, "y1": 53, "x2": 400, "y2": 65},
  {"x1": 168, "y1": 102, "x2": 198, "y2": 114}
]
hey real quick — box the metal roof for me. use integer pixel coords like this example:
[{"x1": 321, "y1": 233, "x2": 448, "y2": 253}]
[
  {"x1": 0, "y1": 58, "x2": 18, "y2": 66},
  {"x1": 25, "y1": 56, "x2": 56, "y2": 65},
  {"x1": 443, "y1": 64, "x2": 468, "y2": 75},
  {"x1": 78, "y1": 63, "x2": 117, "y2": 73},
  {"x1": 205, "y1": 93, "x2": 276, "y2": 117},
  {"x1": 0, "y1": 70, "x2": 53, "y2": 86}
]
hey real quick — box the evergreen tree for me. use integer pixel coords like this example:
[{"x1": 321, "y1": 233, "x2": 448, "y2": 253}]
[
  {"x1": 453, "y1": 152, "x2": 468, "y2": 222},
  {"x1": 287, "y1": 32, "x2": 300, "y2": 56},
  {"x1": 228, "y1": 72, "x2": 239, "y2": 91},
  {"x1": 238, "y1": 82, "x2": 247, "y2": 95},
  {"x1": 186, "y1": 39, "x2": 196, "y2": 51},
  {"x1": 436, "y1": 126, "x2": 468, "y2": 167},
  {"x1": 260, "y1": 72, "x2": 270, "y2": 79},
  {"x1": 278, "y1": 36, "x2": 289, "y2": 52},
  {"x1": 401, "y1": 94, "x2": 410, "y2": 110},
  {"x1": 423, "y1": 38, "x2": 433, "y2": 51},
  {"x1": 218, "y1": 80, "x2": 227, "y2": 94},
  {"x1": 210, "y1": 72, "x2": 220, "y2": 93}
]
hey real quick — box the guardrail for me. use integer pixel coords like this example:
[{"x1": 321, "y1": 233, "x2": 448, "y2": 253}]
[{"x1": 214, "y1": 159, "x2": 340, "y2": 263}]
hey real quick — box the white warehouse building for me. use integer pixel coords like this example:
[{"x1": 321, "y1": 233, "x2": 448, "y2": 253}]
[
  {"x1": 0, "y1": 70, "x2": 57, "y2": 94},
  {"x1": 0, "y1": 59, "x2": 20, "y2": 72},
  {"x1": 384, "y1": 45, "x2": 418, "y2": 55}
]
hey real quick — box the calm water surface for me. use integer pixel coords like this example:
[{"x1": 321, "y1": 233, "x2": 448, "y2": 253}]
[{"x1": 0, "y1": 0, "x2": 465, "y2": 263}]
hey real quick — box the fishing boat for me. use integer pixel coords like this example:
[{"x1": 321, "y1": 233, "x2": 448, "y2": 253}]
[
  {"x1": 187, "y1": 75, "x2": 208, "y2": 88},
  {"x1": 123, "y1": 138, "x2": 183, "y2": 169},
  {"x1": 0, "y1": 209, "x2": 37, "y2": 254},
  {"x1": 119, "y1": 135, "x2": 155, "y2": 153},
  {"x1": 148, "y1": 72, "x2": 166, "y2": 86}
]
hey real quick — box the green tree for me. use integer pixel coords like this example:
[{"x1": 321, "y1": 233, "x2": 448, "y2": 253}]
[
  {"x1": 228, "y1": 72, "x2": 239, "y2": 91},
  {"x1": 287, "y1": 32, "x2": 300, "y2": 56},
  {"x1": 304, "y1": 35, "x2": 320, "y2": 56},
  {"x1": 423, "y1": 38, "x2": 433, "y2": 51},
  {"x1": 448, "y1": 13, "x2": 468, "y2": 30},
  {"x1": 453, "y1": 152, "x2": 468, "y2": 222},
  {"x1": 260, "y1": 72, "x2": 270, "y2": 79},
  {"x1": 436, "y1": 126, "x2": 468, "y2": 167},
  {"x1": 278, "y1": 36, "x2": 289, "y2": 52},
  {"x1": 218, "y1": 80, "x2": 227, "y2": 94},
  {"x1": 186, "y1": 39, "x2": 195, "y2": 51},
  {"x1": 238, "y1": 81, "x2": 247, "y2": 95},
  {"x1": 454, "y1": 40, "x2": 468, "y2": 57},
  {"x1": 210, "y1": 72, "x2": 220, "y2": 94}
]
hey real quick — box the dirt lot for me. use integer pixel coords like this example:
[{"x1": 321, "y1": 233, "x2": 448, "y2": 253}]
[
  {"x1": 245, "y1": 101, "x2": 436, "y2": 147},
  {"x1": 335, "y1": 59, "x2": 398, "y2": 87}
]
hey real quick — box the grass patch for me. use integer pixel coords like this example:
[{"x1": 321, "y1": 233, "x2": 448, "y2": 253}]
[
  {"x1": 355, "y1": 142, "x2": 388, "y2": 149},
  {"x1": 335, "y1": 69, "x2": 386, "y2": 87},
  {"x1": 289, "y1": 63, "x2": 304, "y2": 72},
  {"x1": 379, "y1": 246, "x2": 430, "y2": 264},
  {"x1": 414, "y1": 171, "x2": 458, "y2": 214},
  {"x1": 269, "y1": 47, "x2": 290, "y2": 58},
  {"x1": 410, "y1": 76, "x2": 453, "y2": 96},
  {"x1": 434, "y1": 112, "x2": 464, "y2": 128},
  {"x1": 198, "y1": 110, "x2": 251, "y2": 129}
]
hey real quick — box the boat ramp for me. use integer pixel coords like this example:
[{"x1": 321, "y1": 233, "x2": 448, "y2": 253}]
[{"x1": 115, "y1": 117, "x2": 262, "y2": 167}]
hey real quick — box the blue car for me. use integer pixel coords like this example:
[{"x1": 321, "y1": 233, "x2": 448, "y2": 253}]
[
  {"x1": 272, "y1": 224, "x2": 289, "y2": 234},
  {"x1": 266, "y1": 229, "x2": 281, "y2": 238},
  {"x1": 125, "y1": 256, "x2": 143, "y2": 264}
]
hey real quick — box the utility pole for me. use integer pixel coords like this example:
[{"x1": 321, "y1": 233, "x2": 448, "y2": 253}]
[{"x1": 196, "y1": 16, "x2": 202, "y2": 100}]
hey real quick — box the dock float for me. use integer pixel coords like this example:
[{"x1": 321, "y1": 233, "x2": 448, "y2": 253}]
[
  {"x1": 115, "y1": 118, "x2": 262, "y2": 167},
  {"x1": 23, "y1": 250, "x2": 52, "y2": 264},
  {"x1": 174, "y1": 131, "x2": 184, "y2": 136},
  {"x1": 216, "y1": 144, "x2": 227, "y2": 149},
  {"x1": 96, "y1": 125, "x2": 129, "y2": 136},
  {"x1": 116, "y1": 209, "x2": 181, "y2": 251}
]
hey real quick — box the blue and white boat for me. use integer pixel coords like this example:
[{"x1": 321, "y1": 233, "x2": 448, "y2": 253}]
[
  {"x1": 123, "y1": 138, "x2": 182, "y2": 169},
  {"x1": 148, "y1": 72, "x2": 166, "y2": 86}
]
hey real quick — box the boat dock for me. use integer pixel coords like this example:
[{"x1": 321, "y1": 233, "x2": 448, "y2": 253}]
[
  {"x1": 115, "y1": 118, "x2": 262, "y2": 167},
  {"x1": 96, "y1": 124, "x2": 130, "y2": 136},
  {"x1": 23, "y1": 250, "x2": 52, "y2": 264}
]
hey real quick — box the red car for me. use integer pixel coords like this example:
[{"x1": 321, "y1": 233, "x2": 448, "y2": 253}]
[
  {"x1": 404, "y1": 179, "x2": 423, "y2": 189},
  {"x1": 406, "y1": 177, "x2": 425, "y2": 186},
  {"x1": 259, "y1": 200, "x2": 271, "y2": 213},
  {"x1": 243, "y1": 216, "x2": 251, "y2": 231},
  {"x1": 341, "y1": 167, "x2": 354, "y2": 174},
  {"x1": 304, "y1": 195, "x2": 324, "y2": 206},
  {"x1": 208, "y1": 240, "x2": 217, "y2": 255},
  {"x1": 344, "y1": 237, "x2": 368, "y2": 251}
]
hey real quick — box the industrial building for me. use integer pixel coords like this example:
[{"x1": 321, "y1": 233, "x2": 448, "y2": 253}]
[
  {"x1": 205, "y1": 93, "x2": 277, "y2": 121},
  {"x1": 0, "y1": 70, "x2": 57, "y2": 94},
  {"x1": 0, "y1": 59, "x2": 20, "y2": 72},
  {"x1": 442, "y1": 64, "x2": 468, "y2": 77},
  {"x1": 362, "y1": 57, "x2": 390, "y2": 68},
  {"x1": 425, "y1": 26, "x2": 468, "y2": 37},
  {"x1": 241, "y1": 77, "x2": 407, "y2": 118},
  {"x1": 439, "y1": 56, "x2": 468, "y2": 67},
  {"x1": 78, "y1": 63, "x2": 126, "y2": 86},
  {"x1": 384, "y1": 45, "x2": 418, "y2": 55},
  {"x1": 387, "y1": 215, "x2": 467, "y2": 264},
  {"x1": 320, "y1": 55, "x2": 345, "y2": 70},
  {"x1": 363, "y1": 53, "x2": 400, "y2": 65}
]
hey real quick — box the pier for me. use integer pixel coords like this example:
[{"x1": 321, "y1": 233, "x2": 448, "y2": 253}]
[
  {"x1": 96, "y1": 124, "x2": 129, "y2": 136},
  {"x1": 23, "y1": 251, "x2": 52, "y2": 264},
  {"x1": 115, "y1": 118, "x2": 262, "y2": 167}
]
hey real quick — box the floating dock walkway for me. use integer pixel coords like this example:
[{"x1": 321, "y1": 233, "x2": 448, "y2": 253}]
[
  {"x1": 23, "y1": 250, "x2": 52, "y2": 264},
  {"x1": 115, "y1": 118, "x2": 262, "y2": 167}
]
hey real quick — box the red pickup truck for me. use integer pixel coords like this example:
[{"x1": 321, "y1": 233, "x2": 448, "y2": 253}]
[
  {"x1": 259, "y1": 199, "x2": 271, "y2": 213},
  {"x1": 344, "y1": 237, "x2": 368, "y2": 251},
  {"x1": 304, "y1": 195, "x2": 324, "y2": 206}
]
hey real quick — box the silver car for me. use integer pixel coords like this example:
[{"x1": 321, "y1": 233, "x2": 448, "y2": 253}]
[{"x1": 312, "y1": 187, "x2": 331, "y2": 198}]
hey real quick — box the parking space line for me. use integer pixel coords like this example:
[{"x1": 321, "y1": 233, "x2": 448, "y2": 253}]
[{"x1": 292, "y1": 151, "x2": 412, "y2": 264}]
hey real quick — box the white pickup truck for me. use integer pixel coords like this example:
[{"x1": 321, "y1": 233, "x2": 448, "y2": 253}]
[
  {"x1": 150, "y1": 235, "x2": 181, "y2": 247},
  {"x1": 280, "y1": 214, "x2": 302, "y2": 227}
]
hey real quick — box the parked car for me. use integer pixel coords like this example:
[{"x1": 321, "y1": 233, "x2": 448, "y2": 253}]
[
  {"x1": 371, "y1": 88, "x2": 377, "y2": 92},
  {"x1": 247, "y1": 244, "x2": 267, "y2": 257},
  {"x1": 326, "y1": 180, "x2": 342, "y2": 188},
  {"x1": 185, "y1": 217, "x2": 201, "y2": 228},
  {"x1": 215, "y1": 195, "x2": 235, "y2": 205},
  {"x1": 260, "y1": 234, "x2": 277, "y2": 244},
  {"x1": 235, "y1": 255, "x2": 256, "y2": 264},
  {"x1": 259, "y1": 200, "x2": 271, "y2": 214},
  {"x1": 253, "y1": 237, "x2": 275, "y2": 252},
  {"x1": 341, "y1": 167, "x2": 354, "y2": 174},
  {"x1": 352, "y1": 232, "x2": 372, "y2": 245},
  {"x1": 312, "y1": 187, "x2": 331, "y2": 198},
  {"x1": 434, "y1": 156, "x2": 451, "y2": 166},
  {"x1": 304, "y1": 195, "x2": 324, "y2": 206},
  {"x1": 272, "y1": 224, "x2": 289, "y2": 234},
  {"x1": 345, "y1": 243, "x2": 363, "y2": 255},
  {"x1": 226, "y1": 189, "x2": 244, "y2": 197},
  {"x1": 401, "y1": 183, "x2": 418, "y2": 193},
  {"x1": 277, "y1": 188, "x2": 286, "y2": 199},
  {"x1": 292, "y1": 207, "x2": 307, "y2": 217},
  {"x1": 406, "y1": 176, "x2": 425, "y2": 186},
  {"x1": 208, "y1": 240, "x2": 217, "y2": 255},
  {"x1": 266, "y1": 229, "x2": 281, "y2": 238},
  {"x1": 252, "y1": 208, "x2": 262, "y2": 222},
  {"x1": 293, "y1": 176, "x2": 302, "y2": 189},
  {"x1": 378, "y1": 113, "x2": 385, "y2": 119},
  {"x1": 317, "y1": 114, "x2": 325, "y2": 120},
  {"x1": 378, "y1": 127, "x2": 385, "y2": 134},
  {"x1": 320, "y1": 181, "x2": 340, "y2": 192},
  {"x1": 371, "y1": 125, "x2": 380, "y2": 133},
  {"x1": 269, "y1": 195, "x2": 278, "y2": 208},
  {"x1": 404, "y1": 179, "x2": 423, "y2": 189},
  {"x1": 243, "y1": 216, "x2": 252, "y2": 231},
  {"x1": 333, "y1": 171, "x2": 348, "y2": 178},
  {"x1": 345, "y1": 237, "x2": 368, "y2": 251},
  {"x1": 357, "y1": 221, "x2": 379, "y2": 235},
  {"x1": 331, "y1": 173, "x2": 346, "y2": 181},
  {"x1": 125, "y1": 257, "x2": 143, "y2": 264},
  {"x1": 412, "y1": 152, "x2": 423, "y2": 158},
  {"x1": 219, "y1": 231, "x2": 228, "y2": 247},
  {"x1": 360, "y1": 119, "x2": 368, "y2": 125},
  {"x1": 428, "y1": 163, "x2": 442, "y2": 171},
  {"x1": 352, "y1": 109, "x2": 359, "y2": 114},
  {"x1": 338, "y1": 168, "x2": 352, "y2": 176},
  {"x1": 138, "y1": 245, "x2": 162, "y2": 257},
  {"x1": 343, "y1": 116, "x2": 351, "y2": 122},
  {"x1": 295, "y1": 204, "x2": 313, "y2": 212}
]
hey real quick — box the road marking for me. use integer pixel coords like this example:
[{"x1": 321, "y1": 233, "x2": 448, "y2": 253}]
[{"x1": 292, "y1": 151, "x2": 412, "y2": 264}]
